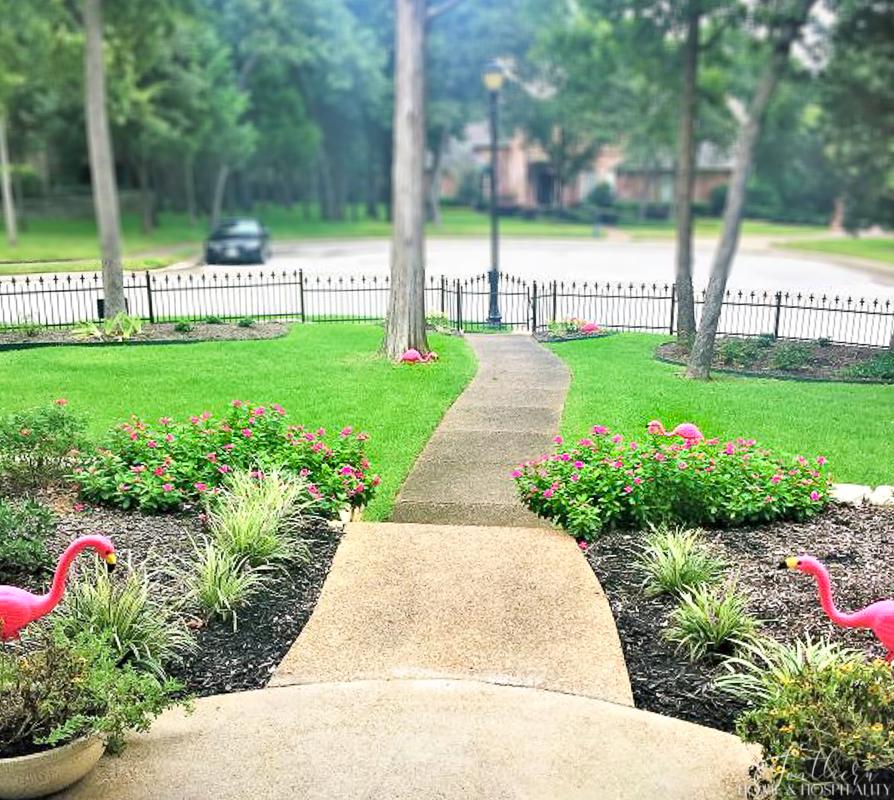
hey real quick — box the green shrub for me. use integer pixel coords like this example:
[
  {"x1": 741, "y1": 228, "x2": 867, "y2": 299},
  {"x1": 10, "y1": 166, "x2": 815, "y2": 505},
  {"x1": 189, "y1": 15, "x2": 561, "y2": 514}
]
[
  {"x1": 74, "y1": 312, "x2": 144, "y2": 342},
  {"x1": 207, "y1": 469, "x2": 312, "y2": 568},
  {"x1": 756, "y1": 333, "x2": 775, "y2": 349},
  {"x1": 0, "y1": 625, "x2": 185, "y2": 757},
  {"x1": 847, "y1": 352, "x2": 894, "y2": 381},
  {"x1": 426, "y1": 312, "x2": 451, "y2": 333},
  {"x1": 0, "y1": 498, "x2": 54, "y2": 582},
  {"x1": 57, "y1": 560, "x2": 194, "y2": 678},
  {"x1": 236, "y1": 317, "x2": 255, "y2": 328},
  {"x1": 665, "y1": 582, "x2": 759, "y2": 661},
  {"x1": 637, "y1": 526, "x2": 725, "y2": 598},
  {"x1": 816, "y1": 336, "x2": 832, "y2": 347},
  {"x1": 0, "y1": 401, "x2": 87, "y2": 490},
  {"x1": 186, "y1": 539, "x2": 267, "y2": 629},
  {"x1": 204, "y1": 315, "x2": 224, "y2": 325},
  {"x1": 173, "y1": 318, "x2": 194, "y2": 333},
  {"x1": 717, "y1": 638, "x2": 894, "y2": 793},
  {"x1": 770, "y1": 342, "x2": 812, "y2": 371},
  {"x1": 718, "y1": 338, "x2": 760, "y2": 367},
  {"x1": 73, "y1": 400, "x2": 378, "y2": 515},
  {"x1": 514, "y1": 425, "x2": 830, "y2": 541}
]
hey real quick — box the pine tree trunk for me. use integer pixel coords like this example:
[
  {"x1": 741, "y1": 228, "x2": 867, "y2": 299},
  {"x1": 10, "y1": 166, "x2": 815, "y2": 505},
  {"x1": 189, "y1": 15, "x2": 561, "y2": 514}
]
[
  {"x1": 673, "y1": 2, "x2": 700, "y2": 342},
  {"x1": 210, "y1": 163, "x2": 229, "y2": 228},
  {"x1": 383, "y1": 0, "x2": 429, "y2": 360},
  {"x1": 0, "y1": 115, "x2": 18, "y2": 246},
  {"x1": 687, "y1": 0, "x2": 816, "y2": 379},
  {"x1": 84, "y1": 0, "x2": 125, "y2": 317}
]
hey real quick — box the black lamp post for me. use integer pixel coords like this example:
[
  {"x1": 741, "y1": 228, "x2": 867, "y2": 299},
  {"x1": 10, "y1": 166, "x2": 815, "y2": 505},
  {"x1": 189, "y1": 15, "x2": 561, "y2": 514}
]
[{"x1": 483, "y1": 61, "x2": 504, "y2": 327}]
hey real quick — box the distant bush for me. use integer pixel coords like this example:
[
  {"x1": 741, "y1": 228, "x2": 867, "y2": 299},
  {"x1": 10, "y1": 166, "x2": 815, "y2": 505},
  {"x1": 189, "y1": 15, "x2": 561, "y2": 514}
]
[
  {"x1": 173, "y1": 319, "x2": 194, "y2": 333},
  {"x1": 718, "y1": 338, "x2": 761, "y2": 368},
  {"x1": 847, "y1": 352, "x2": 894, "y2": 381},
  {"x1": 513, "y1": 424, "x2": 830, "y2": 541},
  {"x1": 236, "y1": 317, "x2": 255, "y2": 328},
  {"x1": 204, "y1": 315, "x2": 225, "y2": 325},
  {"x1": 770, "y1": 343, "x2": 812, "y2": 371}
]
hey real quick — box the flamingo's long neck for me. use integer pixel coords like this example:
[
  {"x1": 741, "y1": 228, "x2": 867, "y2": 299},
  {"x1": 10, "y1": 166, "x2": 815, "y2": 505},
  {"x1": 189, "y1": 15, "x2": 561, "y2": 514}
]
[
  {"x1": 809, "y1": 565, "x2": 862, "y2": 628},
  {"x1": 34, "y1": 539, "x2": 95, "y2": 617}
]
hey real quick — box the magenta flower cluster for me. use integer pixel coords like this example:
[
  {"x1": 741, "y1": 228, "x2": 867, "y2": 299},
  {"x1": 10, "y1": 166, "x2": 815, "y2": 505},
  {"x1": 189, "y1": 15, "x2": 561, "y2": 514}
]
[
  {"x1": 513, "y1": 424, "x2": 831, "y2": 541},
  {"x1": 73, "y1": 401, "x2": 379, "y2": 514}
]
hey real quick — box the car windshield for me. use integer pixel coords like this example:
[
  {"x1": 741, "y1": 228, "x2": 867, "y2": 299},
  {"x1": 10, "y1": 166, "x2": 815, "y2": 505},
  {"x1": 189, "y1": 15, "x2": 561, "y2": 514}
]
[{"x1": 214, "y1": 220, "x2": 262, "y2": 237}]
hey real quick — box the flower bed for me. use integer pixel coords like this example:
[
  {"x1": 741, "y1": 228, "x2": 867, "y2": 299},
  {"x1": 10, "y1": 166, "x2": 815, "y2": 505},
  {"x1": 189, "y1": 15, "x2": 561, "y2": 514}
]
[
  {"x1": 656, "y1": 337, "x2": 894, "y2": 383},
  {"x1": 534, "y1": 318, "x2": 610, "y2": 343},
  {"x1": 74, "y1": 401, "x2": 379, "y2": 515},
  {"x1": 513, "y1": 424, "x2": 830, "y2": 541},
  {"x1": 585, "y1": 504, "x2": 894, "y2": 795}
]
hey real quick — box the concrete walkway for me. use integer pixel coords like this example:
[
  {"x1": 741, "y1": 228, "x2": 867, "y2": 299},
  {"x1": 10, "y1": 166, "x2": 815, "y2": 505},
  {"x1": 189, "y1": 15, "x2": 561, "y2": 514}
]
[{"x1": 391, "y1": 335, "x2": 568, "y2": 526}]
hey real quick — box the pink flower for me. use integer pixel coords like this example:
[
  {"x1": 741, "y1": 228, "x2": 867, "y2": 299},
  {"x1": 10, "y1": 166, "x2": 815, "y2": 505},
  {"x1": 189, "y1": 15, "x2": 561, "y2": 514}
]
[
  {"x1": 250, "y1": 470, "x2": 265, "y2": 479},
  {"x1": 146, "y1": 440, "x2": 158, "y2": 449},
  {"x1": 131, "y1": 464, "x2": 146, "y2": 474},
  {"x1": 553, "y1": 435, "x2": 563, "y2": 445},
  {"x1": 357, "y1": 432, "x2": 369, "y2": 441},
  {"x1": 161, "y1": 483, "x2": 174, "y2": 492},
  {"x1": 154, "y1": 466, "x2": 165, "y2": 477},
  {"x1": 578, "y1": 540, "x2": 588, "y2": 551},
  {"x1": 571, "y1": 473, "x2": 580, "y2": 482},
  {"x1": 511, "y1": 469, "x2": 522, "y2": 478},
  {"x1": 241, "y1": 428, "x2": 253, "y2": 438},
  {"x1": 54, "y1": 398, "x2": 68, "y2": 406},
  {"x1": 200, "y1": 411, "x2": 211, "y2": 421},
  {"x1": 159, "y1": 417, "x2": 172, "y2": 426},
  {"x1": 676, "y1": 461, "x2": 688, "y2": 470},
  {"x1": 543, "y1": 488, "x2": 555, "y2": 499},
  {"x1": 164, "y1": 433, "x2": 175, "y2": 443},
  {"x1": 573, "y1": 460, "x2": 585, "y2": 469},
  {"x1": 611, "y1": 434, "x2": 623, "y2": 444},
  {"x1": 190, "y1": 416, "x2": 200, "y2": 425},
  {"x1": 251, "y1": 406, "x2": 266, "y2": 417},
  {"x1": 592, "y1": 425, "x2": 607, "y2": 435},
  {"x1": 810, "y1": 490, "x2": 821, "y2": 502},
  {"x1": 231, "y1": 399, "x2": 244, "y2": 408},
  {"x1": 195, "y1": 482, "x2": 208, "y2": 492},
  {"x1": 633, "y1": 476, "x2": 643, "y2": 485},
  {"x1": 816, "y1": 456, "x2": 827, "y2": 466},
  {"x1": 299, "y1": 468, "x2": 311, "y2": 477},
  {"x1": 73, "y1": 502, "x2": 86, "y2": 512},
  {"x1": 340, "y1": 426, "x2": 353, "y2": 437},
  {"x1": 629, "y1": 442, "x2": 638, "y2": 451},
  {"x1": 623, "y1": 485, "x2": 634, "y2": 494},
  {"x1": 272, "y1": 404, "x2": 286, "y2": 416},
  {"x1": 218, "y1": 465, "x2": 231, "y2": 474},
  {"x1": 206, "y1": 452, "x2": 218, "y2": 463},
  {"x1": 371, "y1": 475, "x2": 381, "y2": 486},
  {"x1": 724, "y1": 443, "x2": 735, "y2": 455},
  {"x1": 578, "y1": 438, "x2": 593, "y2": 447},
  {"x1": 222, "y1": 443, "x2": 234, "y2": 451},
  {"x1": 654, "y1": 452, "x2": 667, "y2": 462},
  {"x1": 340, "y1": 466, "x2": 355, "y2": 476}
]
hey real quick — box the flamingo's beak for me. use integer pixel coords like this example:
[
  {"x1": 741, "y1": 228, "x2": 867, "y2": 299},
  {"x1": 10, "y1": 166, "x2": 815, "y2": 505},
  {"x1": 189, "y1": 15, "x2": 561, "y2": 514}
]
[
  {"x1": 105, "y1": 552, "x2": 117, "y2": 573},
  {"x1": 777, "y1": 556, "x2": 798, "y2": 570}
]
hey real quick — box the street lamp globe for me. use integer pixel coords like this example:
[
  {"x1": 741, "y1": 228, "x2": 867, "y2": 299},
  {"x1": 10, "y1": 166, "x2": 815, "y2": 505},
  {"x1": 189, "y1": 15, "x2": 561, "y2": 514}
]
[{"x1": 482, "y1": 61, "x2": 504, "y2": 93}]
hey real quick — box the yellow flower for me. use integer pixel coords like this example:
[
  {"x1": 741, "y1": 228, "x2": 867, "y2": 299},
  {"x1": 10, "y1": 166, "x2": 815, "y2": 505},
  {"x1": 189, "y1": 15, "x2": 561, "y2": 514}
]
[
  {"x1": 789, "y1": 746, "x2": 801, "y2": 758},
  {"x1": 779, "y1": 724, "x2": 794, "y2": 734},
  {"x1": 872, "y1": 723, "x2": 884, "y2": 733}
]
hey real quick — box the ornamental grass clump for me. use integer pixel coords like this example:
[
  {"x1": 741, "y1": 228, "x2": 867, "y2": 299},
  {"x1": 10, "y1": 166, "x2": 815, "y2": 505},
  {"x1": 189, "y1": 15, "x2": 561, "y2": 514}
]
[
  {"x1": 637, "y1": 526, "x2": 726, "y2": 598},
  {"x1": 57, "y1": 559, "x2": 194, "y2": 678},
  {"x1": 513, "y1": 424, "x2": 830, "y2": 541},
  {"x1": 717, "y1": 637, "x2": 894, "y2": 793},
  {"x1": 73, "y1": 400, "x2": 379, "y2": 515},
  {"x1": 206, "y1": 469, "x2": 313, "y2": 568},
  {"x1": 664, "y1": 581, "x2": 760, "y2": 661}
]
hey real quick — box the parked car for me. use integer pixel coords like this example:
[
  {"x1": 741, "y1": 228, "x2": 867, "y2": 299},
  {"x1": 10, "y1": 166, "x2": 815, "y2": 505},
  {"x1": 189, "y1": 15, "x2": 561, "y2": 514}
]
[{"x1": 204, "y1": 218, "x2": 271, "y2": 265}]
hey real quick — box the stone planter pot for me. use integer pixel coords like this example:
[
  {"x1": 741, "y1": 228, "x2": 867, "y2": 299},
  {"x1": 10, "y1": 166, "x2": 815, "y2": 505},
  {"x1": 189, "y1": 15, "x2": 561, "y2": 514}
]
[{"x1": 0, "y1": 736, "x2": 105, "y2": 799}]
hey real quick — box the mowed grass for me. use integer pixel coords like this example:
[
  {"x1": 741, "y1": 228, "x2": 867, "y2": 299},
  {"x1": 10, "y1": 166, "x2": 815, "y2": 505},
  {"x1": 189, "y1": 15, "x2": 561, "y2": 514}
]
[
  {"x1": 777, "y1": 237, "x2": 894, "y2": 267},
  {"x1": 551, "y1": 333, "x2": 893, "y2": 485},
  {"x1": 0, "y1": 324, "x2": 476, "y2": 519}
]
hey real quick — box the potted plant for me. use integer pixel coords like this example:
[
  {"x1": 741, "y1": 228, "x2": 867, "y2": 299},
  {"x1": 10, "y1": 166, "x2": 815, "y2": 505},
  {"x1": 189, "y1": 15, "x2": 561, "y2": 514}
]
[{"x1": 0, "y1": 625, "x2": 186, "y2": 799}]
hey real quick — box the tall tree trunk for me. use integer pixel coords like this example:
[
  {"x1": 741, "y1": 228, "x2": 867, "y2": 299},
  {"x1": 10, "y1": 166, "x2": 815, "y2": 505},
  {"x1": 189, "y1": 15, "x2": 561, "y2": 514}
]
[
  {"x1": 382, "y1": 130, "x2": 394, "y2": 221},
  {"x1": 383, "y1": 0, "x2": 429, "y2": 359},
  {"x1": 184, "y1": 154, "x2": 197, "y2": 225},
  {"x1": 426, "y1": 129, "x2": 447, "y2": 225},
  {"x1": 84, "y1": 0, "x2": 124, "y2": 317},
  {"x1": 687, "y1": 0, "x2": 816, "y2": 379},
  {"x1": 317, "y1": 150, "x2": 335, "y2": 220},
  {"x1": 210, "y1": 163, "x2": 229, "y2": 228},
  {"x1": 365, "y1": 133, "x2": 380, "y2": 219},
  {"x1": 0, "y1": 115, "x2": 18, "y2": 246},
  {"x1": 674, "y1": 1, "x2": 700, "y2": 342}
]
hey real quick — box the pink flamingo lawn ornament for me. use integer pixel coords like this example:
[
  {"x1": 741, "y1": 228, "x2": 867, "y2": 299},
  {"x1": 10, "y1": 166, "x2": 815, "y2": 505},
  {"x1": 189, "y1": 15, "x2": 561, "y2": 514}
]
[
  {"x1": 0, "y1": 535, "x2": 116, "y2": 642},
  {"x1": 647, "y1": 419, "x2": 705, "y2": 443},
  {"x1": 779, "y1": 555, "x2": 894, "y2": 661},
  {"x1": 400, "y1": 348, "x2": 438, "y2": 364}
]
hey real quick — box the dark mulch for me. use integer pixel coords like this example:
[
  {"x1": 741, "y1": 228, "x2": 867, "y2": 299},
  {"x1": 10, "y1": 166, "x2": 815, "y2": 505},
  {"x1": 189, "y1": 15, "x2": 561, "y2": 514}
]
[
  {"x1": 656, "y1": 338, "x2": 892, "y2": 383},
  {"x1": 585, "y1": 504, "x2": 894, "y2": 733},
  {"x1": 533, "y1": 330, "x2": 614, "y2": 344},
  {"x1": 11, "y1": 494, "x2": 341, "y2": 698},
  {"x1": 0, "y1": 321, "x2": 289, "y2": 349}
]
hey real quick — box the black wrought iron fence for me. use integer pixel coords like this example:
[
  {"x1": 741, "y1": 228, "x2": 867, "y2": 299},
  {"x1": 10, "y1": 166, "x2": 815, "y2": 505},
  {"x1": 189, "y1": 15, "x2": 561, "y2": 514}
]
[{"x1": 0, "y1": 269, "x2": 891, "y2": 348}]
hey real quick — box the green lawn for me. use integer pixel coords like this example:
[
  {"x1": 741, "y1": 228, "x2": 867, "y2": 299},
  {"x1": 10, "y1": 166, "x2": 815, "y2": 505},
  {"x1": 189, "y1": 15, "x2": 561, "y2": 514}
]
[
  {"x1": 777, "y1": 237, "x2": 894, "y2": 267},
  {"x1": 0, "y1": 324, "x2": 476, "y2": 519},
  {"x1": 625, "y1": 218, "x2": 827, "y2": 240},
  {"x1": 551, "y1": 333, "x2": 894, "y2": 485}
]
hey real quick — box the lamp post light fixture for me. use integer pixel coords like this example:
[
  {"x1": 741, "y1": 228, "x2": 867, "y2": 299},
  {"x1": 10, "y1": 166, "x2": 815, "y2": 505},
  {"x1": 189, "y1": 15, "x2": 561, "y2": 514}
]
[{"x1": 483, "y1": 61, "x2": 504, "y2": 327}]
